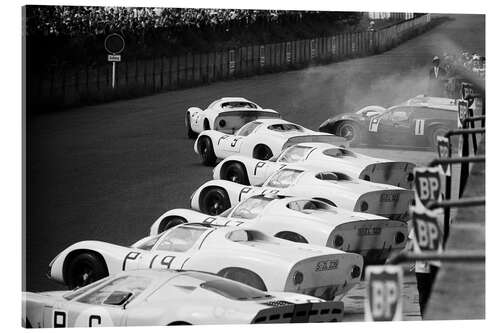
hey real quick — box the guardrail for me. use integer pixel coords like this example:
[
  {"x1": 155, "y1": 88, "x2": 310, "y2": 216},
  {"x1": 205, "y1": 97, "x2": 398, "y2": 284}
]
[{"x1": 387, "y1": 250, "x2": 485, "y2": 265}]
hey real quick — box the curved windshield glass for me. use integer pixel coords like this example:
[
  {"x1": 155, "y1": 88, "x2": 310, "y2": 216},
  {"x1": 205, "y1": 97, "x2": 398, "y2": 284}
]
[
  {"x1": 286, "y1": 199, "x2": 336, "y2": 214},
  {"x1": 236, "y1": 121, "x2": 262, "y2": 136},
  {"x1": 231, "y1": 196, "x2": 274, "y2": 219},
  {"x1": 267, "y1": 123, "x2": 304, "y2": 132},
  {"x1": 278, "y1": 145, "x2": 314, "y2": 163},
  {"x1": 135, "y1": 234, "x2": 162, "y2": 251},
  {"x1": 265, "y1": 169, "x2": 303, "y2": 188},
  {"x1": 76, "y1": 275, "x2": 152, "y2": 305},
  {"x1": 156, "y1": 225, "x2": 208, "y2": 252},
  {"x1": 315, "y1": 172, "x2": 351, "y2": 182}
]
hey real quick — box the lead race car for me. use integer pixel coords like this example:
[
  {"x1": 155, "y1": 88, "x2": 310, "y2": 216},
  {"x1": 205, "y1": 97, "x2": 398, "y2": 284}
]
[
  {"x1": 23, "y1": 270, "x2": 344, "y2": 327},
  {"x1": 191, "y1": 165, "x2": 413, "y2": 221},
  {"x1": 194, "y1": 118, "x2": 347, "y2": 166},
  {"x1": 318, "y1": 96, "x2": 459, "y2": 147},
  {"x1": 150, "y1": 195, "x2": 408, "y2": 265},
  {"x1": 48, "y1": 223, "x2": 363, "y2": 300},
  {"x1": 213, "y1": 142, "x2": 416, "y2": 189},
  {"x1": 185, "y1": 97, "x2": 281, "y2": 138}
]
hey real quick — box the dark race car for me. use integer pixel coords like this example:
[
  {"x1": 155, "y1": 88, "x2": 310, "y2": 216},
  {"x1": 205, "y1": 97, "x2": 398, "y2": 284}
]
[{"x1": 318, "y1": 96, "x2": 459, "y2": 148}]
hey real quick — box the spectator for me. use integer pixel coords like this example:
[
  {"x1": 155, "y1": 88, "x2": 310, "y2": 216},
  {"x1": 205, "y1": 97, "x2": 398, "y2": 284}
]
[{"x1": 428, "y1": 56, "x2": 448, "y2": 97}]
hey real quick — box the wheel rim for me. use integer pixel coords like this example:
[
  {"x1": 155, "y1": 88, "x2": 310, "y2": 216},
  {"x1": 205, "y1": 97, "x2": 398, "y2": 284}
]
[
  {"x1": 200, "y1": 141, "x2": 209, "y2": 160},
  {"x1": 340, "y1": 124, "x2": 355, "y2": 140},
  {"x1": 227, "y1": 168, "x2": 242, "y2": 183},
  {"x1": 206, "y1": 193, "x2": 227, "y2": 215}
]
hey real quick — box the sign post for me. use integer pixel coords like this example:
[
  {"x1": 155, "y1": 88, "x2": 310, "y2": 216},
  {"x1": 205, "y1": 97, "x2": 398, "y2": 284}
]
[{"x1": 104, "y1": 33, "x2": 125, "y2": 89}]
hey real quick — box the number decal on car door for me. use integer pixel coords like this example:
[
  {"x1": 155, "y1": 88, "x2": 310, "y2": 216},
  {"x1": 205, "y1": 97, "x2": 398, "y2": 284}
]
[
  {"x1": 369, "y1": 118, "x2": 380, "y2": 132},
  {"x1": 414, "y1": 119, "x2": 425, "y2": 135}
]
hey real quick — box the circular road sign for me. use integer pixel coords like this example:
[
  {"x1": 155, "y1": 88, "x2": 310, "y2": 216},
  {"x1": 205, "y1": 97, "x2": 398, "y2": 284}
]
[{"x1": 104, "y1": 33, "x2": 125, "y2": 54}]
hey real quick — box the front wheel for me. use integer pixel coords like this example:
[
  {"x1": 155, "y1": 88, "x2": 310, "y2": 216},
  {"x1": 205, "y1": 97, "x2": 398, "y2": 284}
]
[
  {"x1": 199, "y1": 187, "x2": 231, "y2": 215},
  {"x1": 222, "y1": 162, "x2": 250, "y2": 185},
  {"x1": 198, "y1": 137, "x2": 217, "y2": 166},
  {"x1": 158, "y1": 216, "x2": 187, "y2": 233},
  {"x1": 336, "y1": 122, "x2": 362, "y2": 144},
  {"x1": 253, "y1": 145, "x2": 273, "y2": 160},
  {"x1": 65, "y1": 252, "x2": 108, "y2": 289}
]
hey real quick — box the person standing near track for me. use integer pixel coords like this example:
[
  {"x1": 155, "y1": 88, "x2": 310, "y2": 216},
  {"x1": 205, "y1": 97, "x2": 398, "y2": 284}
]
[{"x1": 428, "y1": 56, "x2": 448, "y2": 97}]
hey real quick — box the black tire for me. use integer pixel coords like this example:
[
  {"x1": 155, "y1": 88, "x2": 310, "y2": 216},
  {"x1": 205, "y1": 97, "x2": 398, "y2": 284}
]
[
  {"x1": 185, "y1": 113, "x2": 197, "y2": 139},
  {"x1": 158, "y1": 216, "x2": 187, "y2": 233},
  {"x1": 430, "y1": 126, "x2": 449, "y2": 150},
  {"x1": 204, "y1": 119, "x2": 210, "y2": 130},
  {"x1": 336, "y1": 121, "x2": 362, "y2": 144},
  {"x1": 218, "y1": 268, "x2": 267, "y2": 291},
  {"x1": 198, "y1": 137, "x2": 217, "y2": 166},
  {"x1": 253, "y1": 145, "x2": 273, "y2": 160},
  {"x1": 222, "y1": 162, "x2": 250, "y2": 185},
  {"x1": 65, "y1": 252, "x2": 108, "y2": 289},
  {"x1": 199, "y1": 187, "x2": 231, "y2": 215},
  {"x1": 275, "y1": 231, "x2": 308, "y2": 243}
]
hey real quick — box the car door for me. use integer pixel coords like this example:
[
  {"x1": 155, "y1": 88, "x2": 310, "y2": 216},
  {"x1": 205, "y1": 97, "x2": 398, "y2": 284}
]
[{"x1": 376, "y1": 107, "x2": 413, "y2": 144}]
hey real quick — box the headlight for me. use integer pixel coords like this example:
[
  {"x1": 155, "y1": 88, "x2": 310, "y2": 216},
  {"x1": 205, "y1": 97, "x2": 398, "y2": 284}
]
[
  {"x1": 395, "y1": 232, "x2": 406, "y2": 244},
  {"x1": 333, "y1": 235, "x2": 344, "y2": 248},
  {"x1": 292, "y1": 271, "x2": 304, "y2": 285},
  {"x1": 351, "y1": 265, "x2": 361, "y2": 279},
  {"x1": 219, "y1": 119, "x2": 226, "y2": 128},
  {"x1": 360, "y1": 201, "x2": 369, "y2": 212}
]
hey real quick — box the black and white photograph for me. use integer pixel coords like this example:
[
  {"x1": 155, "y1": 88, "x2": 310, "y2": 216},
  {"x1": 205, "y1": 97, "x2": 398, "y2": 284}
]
[{"x1": 10, "y1": 0, "x2": 494, "y2": 330}]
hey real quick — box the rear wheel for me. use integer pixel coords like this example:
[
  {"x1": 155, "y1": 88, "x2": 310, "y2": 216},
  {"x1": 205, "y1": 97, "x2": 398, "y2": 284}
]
[
  {"x1": 199, "y1": 187, "x2": 231, "y2": 215},
  {"x1": 158, "y1": 216, "x2": 187, "y2": 233},
  {"x1": 336, "y1": 122, "x2": 361, "y2": 144},
  {"x1": 65, "y1": 252, "x2": 108, "y2": 289},
  {"x1": 222, "y1": 162, "x2": 250, "y2": 185},
  {"x1": 218, "y1": 267, "x2": 267, "y2": 291},
  {"x1": 253, "y1": 145, "x2": 273, "y2": 160},
  {"x1": 185, "y1": 113, "x2": 197, "y2": 139},
  {"x1": 198, "y1": 137, "x2": 217, "y2": 166}
]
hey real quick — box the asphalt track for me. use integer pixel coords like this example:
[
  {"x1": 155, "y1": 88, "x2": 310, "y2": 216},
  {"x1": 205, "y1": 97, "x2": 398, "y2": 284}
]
[{"x1": 26, "y1": 13, "x2": 485, "y2": 321}]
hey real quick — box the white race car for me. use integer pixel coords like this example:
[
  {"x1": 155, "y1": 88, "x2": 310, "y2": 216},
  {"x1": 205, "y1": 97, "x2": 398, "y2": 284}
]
[
  {"x1": 48, "y1": 223, "x2": 363, "y2": 300},
  {"x1": 150, "y1": 195, "x2": 408, "y2": 265},
  {"x1": 23, "y1": 270, "x2": 344, "y2": 327},
  {"x1": 191, "y1": 165, "x2": 413, "y2": 221},
  {"x1": 185, "y1": 97, "x2": 280, "y2": 138},
  {"x1": 213, "y1": 142, "x2": 415, "y2": 189},
  {"x1": 194, "y1": 118, "x2": 347, "y2": 165}
]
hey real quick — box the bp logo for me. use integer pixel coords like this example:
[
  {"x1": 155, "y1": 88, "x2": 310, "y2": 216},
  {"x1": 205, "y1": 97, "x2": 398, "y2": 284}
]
[
  {"x1": 412, "y1": 211, "x2": 443, "y2": 252},
  {"x1": 437, "y1": 136, "x2": 451, "y2": 175},
  {"x1": 365, "y1": 266, "x2": 403, "y2": 321},
  {"x1": 414, "y1": 168, "x2": 442, "y2": 207},
  {"x1": 458, "y1": 100, "x2": 469, "y2": 128}
]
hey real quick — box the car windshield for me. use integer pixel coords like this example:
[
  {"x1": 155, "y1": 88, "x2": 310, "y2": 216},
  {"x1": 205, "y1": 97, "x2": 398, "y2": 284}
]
[
  {"x1": 287, "y1": 199, "x2": 336, "y2": 214},
  {"x1": 267, "y1": 123, "x2": 305, "y2": 132},
  {"x1": 63, "y1": 277, "x2": 110, "y2": 301},
  {"x1": 231, "y1": 196, "x2": 274, "y2": 219},
  {"x1": 236, "y1": 121, "x2": 262, "y2": 136},
  {"x1": 322, "y1": 147, "x2": 356, "y2": 159},
  {"x1": 134, "y1": 234, "x2": 162, "y2": 251},
  {"x1": 156, "y1": 225, "x2": 208, "y2": 252},
  {"x1": 221, "y1": 101, "x2": 258, "y2": 109},
  {"x1": 278, "y1": 145, "x2": 314, "y2": 163},
  {"x1": 265, "y1": 169, "x2": 303, "y2": 188},
  {"x1": 76, "y1": 275, "x2": 152, "y2": 306}
]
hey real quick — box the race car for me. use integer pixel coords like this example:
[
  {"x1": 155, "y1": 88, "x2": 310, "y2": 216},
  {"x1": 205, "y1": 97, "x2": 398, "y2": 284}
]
[
  {"x1": 213, "y1": 142, "x2": 416, "y2": 189},
  {"x1": 190, "y1": 165, "x2": 413, "y2": 221},
  {"x1": 194, "y1": 118, "x2": 347, "y2": 165},
  {"x1": 150, "y1": 195, "x2": 408, "y2": 265},
  {"x1": 48, "y1": 223, "x2": 363, "y2": 300},
  {"x1": 318, "y1": 96, "x2": 459, "y2": 148},
  {"x1": 185, "y1": 97, "x2": 280, "y2": 138},
  {"x1": 23, "y1": 270, "x2": 344, "y2": 327}
]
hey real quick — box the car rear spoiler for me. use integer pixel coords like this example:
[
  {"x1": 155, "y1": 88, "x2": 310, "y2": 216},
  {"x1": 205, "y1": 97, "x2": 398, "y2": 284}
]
[
  {"x1": 283, "y1": 135, "x2": 348, "y2": 150},
  {"x1": 251, "y1": 300, "x2": 344, "y2": 323},
  {"x1": 214, "y1": 110, "x2": 280, "y2": 134}
]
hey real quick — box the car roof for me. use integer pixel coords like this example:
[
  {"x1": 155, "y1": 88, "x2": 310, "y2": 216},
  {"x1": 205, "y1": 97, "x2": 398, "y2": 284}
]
[
  {"x1": 400, "y1": 95, "x2": 459, "y2": 111},
  {"x1": 252, "y1": 118, "x2": 296, "y2": 126}
]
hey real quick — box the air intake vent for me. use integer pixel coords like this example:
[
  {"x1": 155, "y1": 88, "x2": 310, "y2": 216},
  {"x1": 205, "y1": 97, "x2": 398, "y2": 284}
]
[{"x1": 262, "y1": 300, "x2": 294, "y2": 307}]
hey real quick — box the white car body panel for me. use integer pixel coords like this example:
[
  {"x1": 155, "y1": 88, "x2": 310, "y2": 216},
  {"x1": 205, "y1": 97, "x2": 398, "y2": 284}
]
[
  {"x1": 192, "y1": 165, "x2": 413, "y2": 220},
  {"x1": 151, "y1": 195, "x2": 408, "y2": 264},
  {"x1": 24, "y1": 270, "x2": 344, "y2": 327},
  {"x1": 214, "y1": 142, "x2": 415, "y2": 188},
  {"x1": 187, "y1": 97, "x2": 280, "y2": 134},
  {"x1": 194, "y1": 118, "x2": 348, "y2": 162},
  {"x1": 49, "y1": 224, "x2": 363, "y2": 300}
]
